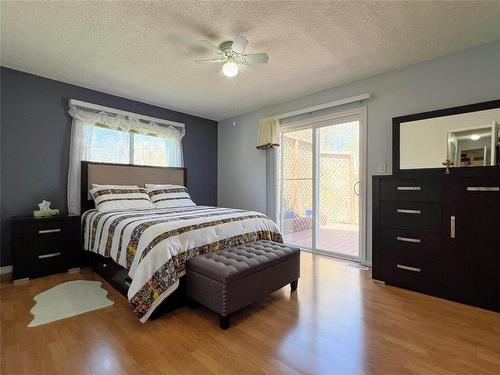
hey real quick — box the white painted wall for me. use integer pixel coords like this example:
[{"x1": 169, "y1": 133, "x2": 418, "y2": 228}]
[{"x1": 218, "y1": 41, "x2": 500, "y2": 262}]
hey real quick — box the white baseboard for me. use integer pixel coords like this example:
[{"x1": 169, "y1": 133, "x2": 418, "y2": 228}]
[{"x1": 0, "y1": 265, "x2": 13, "y2": 275}]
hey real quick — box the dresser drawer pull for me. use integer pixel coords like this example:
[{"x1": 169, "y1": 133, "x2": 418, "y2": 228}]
[
  {"x1": 397, "y1": 264, "x2": 421, "y2": 272},
  {"x1": 38, "y1": 252, "x2": 61, "y2": 259},
  {"x1": 38, "y1": 228, "x2": 61, "y2": 234},
  {"x1": 466, "y1": 186, "x2": 499, "y2": 192},
  {"x1": 397, "y1": 209, "x2": 421, "y2": 214},
  {"x1": 396, "y1": 236, "x2": 421, "y2": 243},
  {"x1": 397, "y1": 186, "x2": 421, "y2": 191}
]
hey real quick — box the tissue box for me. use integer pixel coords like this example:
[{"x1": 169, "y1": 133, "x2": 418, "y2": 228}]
[{"x1": 33, "y1": 209, "x2": 60, "y2": 218}]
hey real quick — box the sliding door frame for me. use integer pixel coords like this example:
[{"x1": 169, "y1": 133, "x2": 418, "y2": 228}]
[{"x1": 271, "y1": 107, "x2": 368, "y2": 264}]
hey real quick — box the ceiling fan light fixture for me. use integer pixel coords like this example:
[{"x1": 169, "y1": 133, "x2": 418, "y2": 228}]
[
  {"x1": 222, "y1": 61, "x2": 239, "y2": 77},
  {"x1": 197, "y1": 36, "x2": 268, "y2": 78}
]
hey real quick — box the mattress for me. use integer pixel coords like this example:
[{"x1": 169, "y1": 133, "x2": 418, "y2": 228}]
[{"x1": 82, "y1": 206, "x2": 282, "y2": 322}]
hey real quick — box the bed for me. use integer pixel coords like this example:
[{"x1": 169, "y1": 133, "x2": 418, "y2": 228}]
[{"x1": 80, "y1": 161, "x2": 282, "y2": 322}]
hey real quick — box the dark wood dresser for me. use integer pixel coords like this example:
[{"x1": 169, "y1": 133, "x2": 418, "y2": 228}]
[
  {"x1": 374, "y1": 99, "x2": 500, "y2": 312},
  {"x1": 11, "y1": 215, "x2": 81, "y2": 282},
  {"x1": 373, "y1": 176, "x2": 500, "y2": 312}
]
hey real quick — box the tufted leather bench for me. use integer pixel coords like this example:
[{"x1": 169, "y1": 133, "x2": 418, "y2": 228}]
[{"x1": 186, "y1": 240, "x2": 300, "y2": 329}]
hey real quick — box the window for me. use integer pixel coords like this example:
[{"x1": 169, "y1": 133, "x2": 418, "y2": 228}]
[
  {"x1": 67, "y1": 101, "x2": 185, "y2": 213},
  {"x1": 85, "y1": 126, "x2": 131, "y2": 164},
  {"x1": 133, "y1": 132, "x2": 172, "y2": 167},
  {"x1": 83, "y1": 125, "x2": 178, "y2": 167}
]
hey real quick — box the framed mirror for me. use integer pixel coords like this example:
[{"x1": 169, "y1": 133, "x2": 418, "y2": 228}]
[{"x1": 393, "y1": 99, "x2": 500, "y2": 177}]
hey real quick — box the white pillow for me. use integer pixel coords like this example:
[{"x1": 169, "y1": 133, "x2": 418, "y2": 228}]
[
  {"x1": 92, "y1": 184, "x2": 139, "y2": 189},
  {"x1": 145, "y1": 184, "x2": 196, "y2": 208},
  {"x1": 90, "y1": 185, "x2": 155, "y2": 212},
  {"x1": 144, "y1": 184, "x2": 175, "y2": 188}
]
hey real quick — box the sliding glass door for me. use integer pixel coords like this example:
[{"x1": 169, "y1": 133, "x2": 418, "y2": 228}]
[
  {"x1": 278, "y1": 111, "x2": 365, "y2": 260},
  {"x1": 317, "y1": 121, "x2": 360, "y2": 258}
]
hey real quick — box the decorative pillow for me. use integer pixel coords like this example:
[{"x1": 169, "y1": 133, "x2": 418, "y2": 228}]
[
  {"x1": 90, "y1": 185, "x2": 155, "y2": 212},
  {"x1": 145, "y1": 184, "x2": 196, "y2": 208},
  {"x1": 91, "y1": 184, "x2": 138, "y2": 189}
]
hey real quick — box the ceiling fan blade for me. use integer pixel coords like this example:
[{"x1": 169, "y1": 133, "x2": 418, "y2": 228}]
[
  {"x1": 231, "y1": 36, "x2": 249, "y2": 54},
  {"x1": 244, "y1": 52, "x2": 269, "y2": 64},
  {"x1": 200, "y1": 40, "x2": 222, "y2": 53},
  {"x1": 240, "y1": 63, "x2": 256, "y2": 71},
  {"x1": 195, "y1": 58, "x2": 222, "y2": 63}
]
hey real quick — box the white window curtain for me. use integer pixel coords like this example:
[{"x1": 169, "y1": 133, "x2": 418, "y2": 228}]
[{"x1": 67, "y1": 105, "x2": 185, "y2": 214}]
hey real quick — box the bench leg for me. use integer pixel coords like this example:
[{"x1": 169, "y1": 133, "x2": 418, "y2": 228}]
[
  {"x1": 219, "y1": 315, "x2": 230, "y2": 330},
  {"x1": 290, "y1": 279, "x2": 298, "y2": 291},
  {"x1": 188, "y1": 298, "x2": 200, "y2": 309}
]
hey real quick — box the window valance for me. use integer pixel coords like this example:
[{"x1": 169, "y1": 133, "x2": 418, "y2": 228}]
[
  {"x1": 68, "y1": 105, "x2": 185, "y2": 139},
  {"x1": 256, "y1": 116, "x2": 280, "y2": 150}
]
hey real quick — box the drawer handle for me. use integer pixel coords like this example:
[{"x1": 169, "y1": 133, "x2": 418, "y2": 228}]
[
  {"x1": 397, "y1": 209, "x2": 421, "y2": 215},
  {"x1": 38, "y1": 252, "x2": 61, "y2": 259},
  {"x1": 397, "y1": 186, "x2": 421, "y2": 191},
  {"x1": 397, "y1": 264, "x2": 421, "y2": 272},
  {"x1": 450, "y1": 216, "x2": 455, "y2": 239},
  {"x1": 396, "y1": 236, "x2": 421, "y2": 243},
  {"x1": 38, "y1": 228, "x2": 61, "y2": 234},
  {"x1": 467, "y1": 186, "x2": 499, "y2": 192}
]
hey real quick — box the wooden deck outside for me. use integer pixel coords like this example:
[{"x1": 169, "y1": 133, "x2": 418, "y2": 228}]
[{"x1": 285, "y1": 222, "x2": 359, "y2": 257}]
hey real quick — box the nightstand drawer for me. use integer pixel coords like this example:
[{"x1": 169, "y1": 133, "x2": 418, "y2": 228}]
[
  {"x1": 33, "y1": 250, "x2": 68, "y2": 278},
  {"x1": 12, "y1": 215, "x2": 81, "y2": 281},
  {"x1": 26, "y1": 221, "x2": 65, "y2": 252},
  {"x1": 380, "y1": 201, "x2": 441, "y2": 232}
]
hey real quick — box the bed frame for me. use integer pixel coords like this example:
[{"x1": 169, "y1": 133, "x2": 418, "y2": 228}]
[{"x1": 80, "y1": 161, "x2": 189, "y2": 319}]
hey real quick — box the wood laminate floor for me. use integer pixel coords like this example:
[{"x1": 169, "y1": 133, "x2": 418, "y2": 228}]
[{"x1": 1, "y1": 253, "x2": 500, "y2": 375}]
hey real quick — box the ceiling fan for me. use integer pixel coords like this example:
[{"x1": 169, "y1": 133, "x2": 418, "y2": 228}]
[{"x1": 195, "y1": 36, "x2": 269, "y2": 77}]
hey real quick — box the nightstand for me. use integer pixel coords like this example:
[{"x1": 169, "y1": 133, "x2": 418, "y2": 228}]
[{"x1": 11, "y1": 215, "x2": 81, "y2": 282}]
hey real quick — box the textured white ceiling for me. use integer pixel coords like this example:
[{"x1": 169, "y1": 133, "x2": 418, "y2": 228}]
[{"x1": 2, "y1": 1, "x2": 499, "y2": 120}]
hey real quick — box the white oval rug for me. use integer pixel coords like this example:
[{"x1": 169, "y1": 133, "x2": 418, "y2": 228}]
[{"x1": 28, "y1": 280, "x2": 114, "y2": 327}]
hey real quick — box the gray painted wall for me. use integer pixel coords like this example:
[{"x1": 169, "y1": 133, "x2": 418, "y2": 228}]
[
  {"x1": 218, "y1": 41, "x2": 500, "y2": 263},
  {"x1": 0, "y1": 67, "x2": 218, "y2": 266}
]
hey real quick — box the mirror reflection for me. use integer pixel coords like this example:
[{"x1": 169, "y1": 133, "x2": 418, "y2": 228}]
[
  {"x1": 447, "y1": 127, "x2": 494, "y2": 167},
  {"x1": 400, "y1": 107, "x2": 500, "y2": 170}
]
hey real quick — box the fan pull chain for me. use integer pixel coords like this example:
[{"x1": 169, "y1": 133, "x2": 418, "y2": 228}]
[{"x1": 232, "y1": 74, "x2": 238, "y2": 126}]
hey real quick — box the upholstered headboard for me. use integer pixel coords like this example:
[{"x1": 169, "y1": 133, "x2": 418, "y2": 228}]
[{"x1": 80, "y1": 161, "x2": 187, "y2": 213}]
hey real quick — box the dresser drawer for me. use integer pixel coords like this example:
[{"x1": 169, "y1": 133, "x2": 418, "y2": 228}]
[
  {"x1": 380, "y1": 201, "x2": 441, "y2": 232},
  {"x1": 380, "y1": 179, "x2": 441, "y2": 202},
  {"x1": 381, "y1": 255, "x2": 442, "y2": 295},
  {"x1": 381, "y1": 229, "x2": 442, "y2": 261}
]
